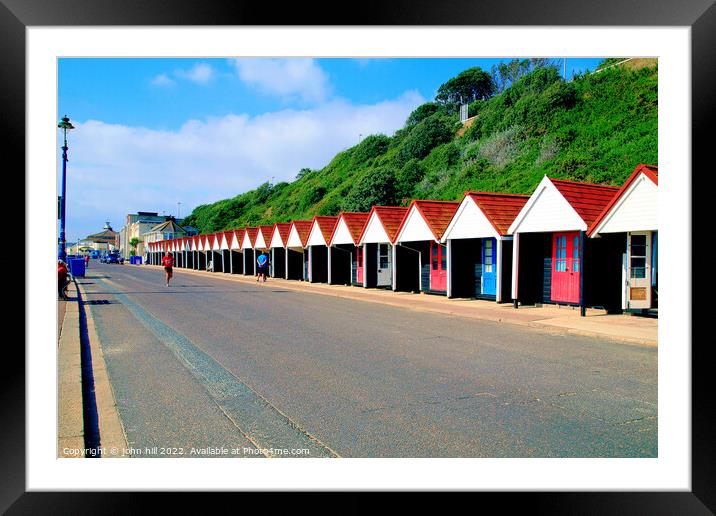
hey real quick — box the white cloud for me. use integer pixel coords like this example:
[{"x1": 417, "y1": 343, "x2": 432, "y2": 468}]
[
  {"x1": 150, "y1": 73, "x2": 175, "y2": 87},
  {"x1": 230, "y1": 58, "x2": 330, "y2": 103},
  {"x1": 175, "y1": 63, "x2": 214, "y2": 84},
  {"x1": 61, "y1": 91, "x2": 425, "y2": 241}
]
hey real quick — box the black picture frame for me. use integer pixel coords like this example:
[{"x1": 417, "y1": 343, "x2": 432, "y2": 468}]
[{"x1": 8, "y1": 0, "x2": 711, "y2": 512}]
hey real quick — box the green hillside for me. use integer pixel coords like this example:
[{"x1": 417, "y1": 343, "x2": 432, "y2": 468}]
[{"x1": 183, "y1": 60, "x2": 657, "y2": 233}]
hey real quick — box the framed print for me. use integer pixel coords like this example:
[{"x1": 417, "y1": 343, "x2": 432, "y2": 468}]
[{"x1": 9, "y1": 0, "x2": 713, "y2": 511}]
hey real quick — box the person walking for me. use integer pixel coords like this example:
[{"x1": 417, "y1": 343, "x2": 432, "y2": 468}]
[
  {"x1": 256, "y1": 251, "x2": 269, "y2": 282},
  {"x1": 84, "y1": 253, "x2": 90, "y2": 269},
  {"x1": 161, "y1": 251, "x2": 174, "y2": 287},
  {"x1": 58, "y1": 260, "x2": 69, "y2": 300}
]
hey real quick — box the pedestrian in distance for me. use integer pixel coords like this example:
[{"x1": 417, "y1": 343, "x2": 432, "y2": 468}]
[
  {"x1": 256, "y1": 251, "x2": 270, "y2": 282},
  {"x1": 207, "y1": 257, "x2": 214, "y2": 272},
  {"x1": 161, "y1": 251, "x2": 174, "y2": 287},
  {"x1": 58, "y1": 260, "x2": 69, "y2": 300},
  {"x1": 84, "y1": 253, "x2": 90, "y2": 269}
]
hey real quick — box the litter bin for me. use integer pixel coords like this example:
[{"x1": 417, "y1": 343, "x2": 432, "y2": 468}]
[
  {"x1": 129, "y1": 256, "x2": 136, "y2": 264},
  {"x1": 136, "y1": 256, "x2": 143, "y2": 265},
  {"x1": 69, "y1": 258, "x2": 85, "y2": 277}
]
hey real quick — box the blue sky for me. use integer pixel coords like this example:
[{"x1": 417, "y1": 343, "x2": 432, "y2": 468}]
[{"x1": 58, "y1": 57, "x2": 605, "y2": 242}]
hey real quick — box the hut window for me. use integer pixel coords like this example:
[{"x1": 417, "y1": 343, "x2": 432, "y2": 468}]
[
  {"x1": 379, "y1": 244, "x2": 389, "y2": 268},
  {"x1": 484, "y1": 239, "x2": 493, "y2": 273},
  {"x1": 555, "y1": 236, "x2": 567, "y2": 272},
  {"x1": 572, "y1": 235, "x2": 580, "y2": 273},
  {"x1": 630, "y1": 234, "x2": 647, "y2": 279}
]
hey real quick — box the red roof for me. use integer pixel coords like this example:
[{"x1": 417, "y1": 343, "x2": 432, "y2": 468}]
[
  {"x1": 242, "y1": 227, "x2": 258, "y2": 247},
  {"x1": 465, "y1": 192, "x2": 530, "y2": 235},
  {"x1": 358, "y1": 206, "x2": 409, "y2": 243},
  {"x1": 587, "y1": 164, "x2": 658, "y2": 236},
  {"x1": 289, "y1": 220, "x2": 313, "y2": 247},
  {"x1": 397, "y1": 200, "x2": 460, "y2": 241},
  {"x1": 257, "y1": 225, "x2": 274, "y2": 248},
  {"x1": 329, "y1": 211, "x2": 370, "y2": 245},
  {"x1": 549, "y1": 178, "x2": 620, "y2": 227},
  {"x1": 222, "y1": 230, "x2": 234, "y2": 247},
  {"x1": 311, "y1": 216, "x2": 339, "y2": 244},
  {"x1": 272, "y1": 223, "x2": 292, "y2": 247}
]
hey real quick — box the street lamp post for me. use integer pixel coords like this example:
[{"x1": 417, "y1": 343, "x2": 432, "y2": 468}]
[{"x1": 57, "y1": 115, "x2": 74, "y2": 262}]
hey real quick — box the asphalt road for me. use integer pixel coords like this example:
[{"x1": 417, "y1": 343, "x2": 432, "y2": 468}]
[{"x1": 78, "y1": 261, "x2": 657, "y2": 458}]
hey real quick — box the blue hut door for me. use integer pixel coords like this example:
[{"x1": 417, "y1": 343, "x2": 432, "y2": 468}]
[{"x1": 481, "y1": 238, "x2": 496, "y2": 296}]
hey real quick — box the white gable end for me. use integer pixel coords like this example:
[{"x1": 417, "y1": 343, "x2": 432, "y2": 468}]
[
  {"x1": 220, "y1": 235, "x2": 229, "y2": 250},
  {"x1": 286, "y1": 226, "x2": 305, "y2": 248},
  {"x1": 509, "y1": 177, "x2": 586, "y2": 234},
  {"x1": 255, "y1": 231, "x2": 267, "y2": 249},
  {"x1": 330, "y1": 218, "x2": 355, "y2": 245},
  {"x1": 360, "y1": 213, "x2": 390, "y2": 244},
  {"x1": 442, "y1": 197, "x2": 499, "y2": 242},
  {"x1": 306, "y1": 221, "x2": 327, "y2": 247},
  {"x1": 594, "y1": 174, "x2": 657, "y2": 234},
  {"x1": 241, "y1": 232, "x2": 253, "y2": 249},
  {"x1": 269, "y1": 228, "x2": 284, "y2": 248},
  {"x1": 230, "y1": 233, "x2": 240, "y2": 250},
  {"x1": 397, "y1": 207, "x2": 436, "y2": 243}
]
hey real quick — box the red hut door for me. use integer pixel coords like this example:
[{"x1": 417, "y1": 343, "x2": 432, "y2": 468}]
[
  {"x1": 551, "y1": 232, "x2": 580, "y2": 303},
  {"x1": 430, "y1": 241, "x2": 447, "y2": 292},
  {"x1": 356, "y1": 246, "x2": 364, "y2": 284}
]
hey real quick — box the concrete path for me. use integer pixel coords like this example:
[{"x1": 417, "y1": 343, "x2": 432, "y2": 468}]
[
  {"x1": 148, "y1": 263, "x2": 657, "y2": 346},
  {"x1": 76, "y1": 262, "x2": 657, "y2": 458}
]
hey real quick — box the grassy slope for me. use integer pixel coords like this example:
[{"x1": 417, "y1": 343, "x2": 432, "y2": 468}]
[{"x1": 183, "y1": 63, "x2": 657, "y2": 233}]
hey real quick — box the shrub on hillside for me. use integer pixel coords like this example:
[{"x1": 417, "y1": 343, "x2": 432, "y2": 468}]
[
  {"x1": 478, "y1": 125, "x2": 525, "y2": 170},
  {"x1": 340, "y1": 167, "x2": 398, "y2": 212},
  {"x1": 299, "y1": 184, "x2": 327, "y2": 211},
  {"x1": 395, "y1": 159, "x2": 424, "y2": 200},
  {"x1": 405, "y1": 102, "x2": 440, "y2": 126},
  {"x1": 398, "y1": 114, "x2": 455, "y2": 163},
  {"x1": 351, "y1": 134, "x2": 390, "y2": 166}
]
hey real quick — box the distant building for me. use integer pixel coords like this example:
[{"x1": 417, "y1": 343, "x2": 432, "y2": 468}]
[
  {"x1": 118, "y1": 211, "x2": 190, "y2": 257},
  {"x1": 83, "y1": 221, "x2": 119, "y2": 252},
  {"x1": 144, "y1": 218, "x2": 190, "y2": 248}
]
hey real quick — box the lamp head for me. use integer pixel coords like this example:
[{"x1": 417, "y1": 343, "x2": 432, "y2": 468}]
[{"x1": 58, "y1": 115, "x2": 74, "y2": 131}]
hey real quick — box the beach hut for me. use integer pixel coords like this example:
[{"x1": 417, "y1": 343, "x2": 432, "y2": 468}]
[
  {"x1": 208, "y1": 234, "x2": 221, "y2": 272},
  {"x1": 328, "y1": 212, "x2": 370, "y2": 286},
  {"x1": 285, "y1": 220, "x2": 313, "y2": 280},
  {"x1": 173, "y1": 238, "x2": 181, "y2": 267},
  {"x1": 588, "y1": 164, "x2": 658, "y2": 313},
  {"x1": 240, "y1": 227, "x2": 258, "y2": 276},
  {"x1": 190, "y1": 235, "x2": 200, "y2": 269},
  {"x1": 181, "y1": 237, "x2": 191, "y2": 269},
  {"x1": 441, "y1": 192, "x2": 529, "y2": 302},
  {"x1": 254, "y1": 225, "x2": 274, "y2": 275},
  {"x1": 508, "y1": 176, "x2": 621, "y2": 315},
  {"x1": 357, "y1": 206, "x2": 408, "y2": 289},
  {"x1": 269, "y1": 223, "x2": 291, "y2": 279},
  {"x1": 394, "y1": 200, "x2": 460, "y2": 295},
  {"x1": 218, "y1": 231, "x2": 230, "y2": 273},
  {"x1": 198, "y1": 234, "x2": 209, "y2": 270},
  {"x1": 228, "y1": 229, "x2": 243, "y2": 274},
  {"x1": 305, "y1": 216, "x2": 339, "y2": 283}
]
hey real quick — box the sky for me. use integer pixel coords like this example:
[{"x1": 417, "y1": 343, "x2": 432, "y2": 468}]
[{"x1": 58, "y1": 57, "x2": 604, "y2": 243}]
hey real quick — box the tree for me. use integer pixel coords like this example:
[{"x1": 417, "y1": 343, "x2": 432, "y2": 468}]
[
  {"x1": 129, "y1": 237, "x2": 141, "y2": 257},
  {"x1": 405, "y1": 102, "x2": 440, "y2": 126},
  {"x1": 399, "y1": 114, "x2": 455, "y2": 162},
  {"x1": 435, "y1": 67, "x2": 495, "y2": 111},
  {"x1": 341, "y1": 167, "x2": 398, "y2": 212},
  {"x1": 491, "y1": 58, "x2": 561, "y2": 93}
]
